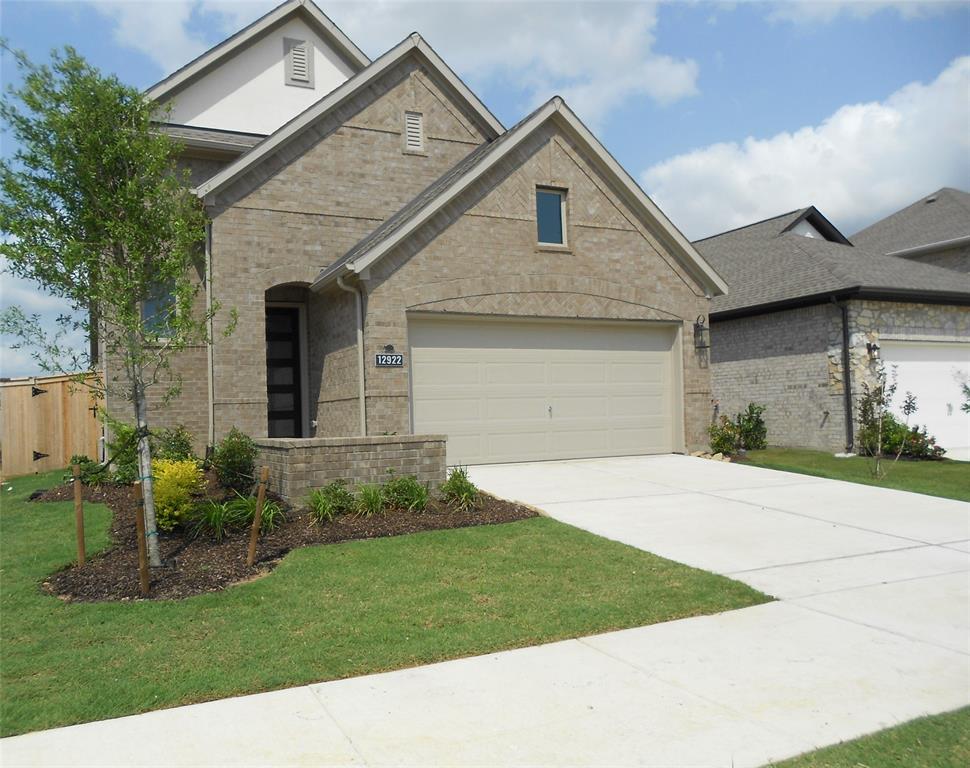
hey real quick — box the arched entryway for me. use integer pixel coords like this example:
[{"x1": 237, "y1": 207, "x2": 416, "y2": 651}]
[{"x1": 265, "y1": 284, "x2": 310, "y2": 437}]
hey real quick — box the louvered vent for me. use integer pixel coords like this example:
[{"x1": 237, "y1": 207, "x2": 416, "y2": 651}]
[
  {"x1": 404, "y1": 112, "x2": 424, "y2": 152},
  {"x1": 290, "y1": 42, "x2": 309, "y2": 82},
  {"x1": 284, "y1": 38, "x2": 313, "y2": 88}
]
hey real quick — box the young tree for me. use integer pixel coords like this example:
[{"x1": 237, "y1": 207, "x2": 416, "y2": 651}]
[{"x1": 0, "y1": 46, "x2": 228, "y2": 567}]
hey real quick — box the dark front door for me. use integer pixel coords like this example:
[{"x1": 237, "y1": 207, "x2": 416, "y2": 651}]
[{"x1": 265, "y1": 306, "x2": 303, "y2": 438}]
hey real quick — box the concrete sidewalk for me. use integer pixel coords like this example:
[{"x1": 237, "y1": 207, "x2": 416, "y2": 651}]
[{"x1": 3, "y1": 456, "x2": 968, "y2": 767}]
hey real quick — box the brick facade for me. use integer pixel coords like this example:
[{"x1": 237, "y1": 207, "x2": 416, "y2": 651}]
[{"x1": 256, "y1": 434, "x2": 447, "y2": 501}]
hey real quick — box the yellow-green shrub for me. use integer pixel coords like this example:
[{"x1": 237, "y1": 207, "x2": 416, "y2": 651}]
[{"x1": 152, "y1": 459, "x2": 204, "y2": 531}]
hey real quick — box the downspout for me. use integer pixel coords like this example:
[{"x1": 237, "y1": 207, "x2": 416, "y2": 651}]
[
  {"x1": 337, "y1": 274, "x2": 367, "y2": 436},
  {"x1": 834, "y1": 297, "x2": 854, "y2": 453},
  {"x1": 205, "y1": 220, "x2": 215, "y2": 449}
]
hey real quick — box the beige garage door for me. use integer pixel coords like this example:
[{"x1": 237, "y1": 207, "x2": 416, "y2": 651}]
[{"x1": 409, "y1": 316, "x2": 681, "y2": 465}]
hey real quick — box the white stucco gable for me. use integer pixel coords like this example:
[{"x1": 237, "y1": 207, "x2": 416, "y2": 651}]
[{"x1": 148, "y1": 0, "x2": 369, "y2": 135}]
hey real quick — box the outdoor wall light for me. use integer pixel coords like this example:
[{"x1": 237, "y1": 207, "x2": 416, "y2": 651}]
[
  {"x1": 866, "y1": 341, "x2": 881, "y2": 360},
  {"x1": 693, "y1": 316, "x2": 711, "y2": 350},
  {"x1": 383, "y1": 344, "x2": 395, "y2": 353}
]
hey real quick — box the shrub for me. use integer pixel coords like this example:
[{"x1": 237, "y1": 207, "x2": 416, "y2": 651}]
[
  {"x1": 440, "y1": 466, "x2": 478, "y2": 512},
  {"x1": 708, "y1": 416, "x2": 738, "y2": 455},
  {"x1": 152, "y1": 459, "x2": 204, "y2": 531},
  {"x1": 70, "y1": 454, "x2": 107, "y2": 486},
  {"x1": 383, "y1": 473, "x2": 430, "y2": 512},
  {"x1": 307, "y1": 480, "x2": 355, "y2": 524},
  {"x1": 736, "y1": 403, "x2": 767, "y2": 451},
  {"x1": 154, "y1": 425, "x2": 196, "y2": 462},
  {"x1": 190, "y1": 499, "x2": 235, "y2": 542},
  {"x1": 858, "y1": 412, "x2": 944, "y2": 460},
  {"x1": 212, "y1": 427, "x2": 257, "y2": 493},
  {"x1": 224, "y1": 491, "x2": 286, "y2": 534},
  {"x1": 106, "y1": 423, "x2": 139, "y2": 485},
  {"x1": 354, "y1": 483, "x2": 384, "y2": 517}
]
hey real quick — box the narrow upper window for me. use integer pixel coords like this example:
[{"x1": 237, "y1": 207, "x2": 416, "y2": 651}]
[
  {"x1": 284, "y1": 38, "x2": 314, "y2": 88},
  {"x1": 142, "y1": 282, "x2": 176, "y2": 336},
  {"x1": 536, "y1": 188, "x2": 566, "y2": 245},
  {"x1": 404, "y1": 111, "x2": 424, "y2": 152}
]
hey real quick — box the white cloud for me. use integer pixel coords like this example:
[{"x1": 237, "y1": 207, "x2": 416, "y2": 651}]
[
  {"x1": 82, "y1": 0, "x2": 699, "y2": 124},
  {"x1": 1, "y1": 259, "x2": 85, "y2": 378},
  {"x1": 642, "y1": 56, "x2": 970, "y2": 240},
  {"x1": 765, "y1": 0, "x2": 956, "y2": 24}
]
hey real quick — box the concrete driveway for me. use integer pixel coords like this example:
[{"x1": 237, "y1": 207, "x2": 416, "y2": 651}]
[{"x1": 4, "y1": 456, "x2": 968, "y2": 767}]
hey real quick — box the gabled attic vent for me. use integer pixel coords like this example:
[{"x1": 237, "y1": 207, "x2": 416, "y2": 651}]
[
  {"x1": 284, "y1": 38, "x2": 314, "y2": 88},
  {"x1": 404, "y1": 111, "x2": 424, "y2": 152}
]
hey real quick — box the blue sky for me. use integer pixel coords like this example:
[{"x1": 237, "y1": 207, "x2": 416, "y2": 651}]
[{"x1": 2, "y1": 0, "x2": 969, "y2": 377}]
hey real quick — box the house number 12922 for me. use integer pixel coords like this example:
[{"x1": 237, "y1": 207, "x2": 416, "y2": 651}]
[{"x1": 375, "y1": 353, "x2": 404, "y2": 367}]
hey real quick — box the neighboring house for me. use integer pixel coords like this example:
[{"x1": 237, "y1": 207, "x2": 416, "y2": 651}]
[
  {"x1": 852, "y1": 188, "x2": 970, "y2": 274},
  {"x1": 695, "y1": 207, "x2": 970, "y2": 460},
  {"x1": 107, "y1": 0, "x2": 728, "y2": 472}
]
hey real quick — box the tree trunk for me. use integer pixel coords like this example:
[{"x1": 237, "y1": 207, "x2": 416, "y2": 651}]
[{"x1": 133, "y1": 386, "x2": 162, "y2": 567}]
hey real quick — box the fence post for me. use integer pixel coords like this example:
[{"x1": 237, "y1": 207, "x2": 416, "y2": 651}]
[
  {"x1": 73, "y1": 464, "x2": 85, "y2": 566},
  {"x1": 246, "y1": 466, "x2": 270, "y2": 567},
  {"x1": 133, "y1": 481, "x2": 150, "y2": 597}
]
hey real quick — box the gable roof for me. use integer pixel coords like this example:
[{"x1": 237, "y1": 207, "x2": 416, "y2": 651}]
[
  {"x1": 851, "y1": 187, "x2": 970, "y2": 256},
  {"x1": 146, "y1": 0, "x2": 370, "y2": 105},
  {"x1": 193, "y1": 33, "x2": 504, "y2": 199},
  {"x1": 311, "y1": 96, "x2": 729, "y2": 297},
  {"x1": 695, "y1": 208, "x2": 970, "y2": 318}
]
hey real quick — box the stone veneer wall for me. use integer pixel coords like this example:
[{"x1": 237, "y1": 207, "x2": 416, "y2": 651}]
[{"x1": 255, "y1": 434, "x2": 447, "y2": 502}]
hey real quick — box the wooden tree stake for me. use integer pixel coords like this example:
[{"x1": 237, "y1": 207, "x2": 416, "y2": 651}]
[
  {"x1": 133, "y1": 481, "x2": 150, "y2": 597},
  {"x1": 246, "y1": 466, "x2": 270, "y2": 567},
  {"x1": 72, "y1": 464, "x2": 85, "y2": 566}
]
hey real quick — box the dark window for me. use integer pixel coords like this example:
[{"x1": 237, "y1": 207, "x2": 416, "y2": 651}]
[
  {"x1": 265, "y1": 306, "x2": 303, "y2": 438},
  {"x1": 536, "y1": 188, "x2": 565, "y2": 245},
  {"x1": 142, "y1": 282, "x2": 175, "y2": 335}
]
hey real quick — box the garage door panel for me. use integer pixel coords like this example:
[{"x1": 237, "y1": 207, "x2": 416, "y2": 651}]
[
  {"x1": 413, "y1": 397, "x2": 482, "y2": 423},
  {"x1": 485, "y1": 361, "x2": 546, "y2": 384},
  {"x1": 551, "y1": 395, "x2": 609, "y2": 418},
  {"x1": 484, "y1": 396, "x2": 547, "y2": 420},
  {"x1": 610, "y1": 360, "x2": 664, "y2": 384},
  {"x1": 412, "y1": 361, "x2": 480, "y2": 385},
  {"x1": 548, "y1": 362, "x2": 607, "y2": 384},
  {"x1": 410, "y1": 318, "x2": 678, "y2": 465}
]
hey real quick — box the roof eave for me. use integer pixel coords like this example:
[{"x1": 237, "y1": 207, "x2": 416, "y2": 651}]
[{"x1": 711, "y1": 286, "x2": 970, "y2": 322}]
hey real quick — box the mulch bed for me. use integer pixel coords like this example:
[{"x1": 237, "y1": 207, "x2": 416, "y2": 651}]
[{"x1": 35, "y1": 482, "x2": 537, "y2": 603}]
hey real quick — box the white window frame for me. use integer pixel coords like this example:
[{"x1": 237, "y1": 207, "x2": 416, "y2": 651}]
[{"x1": 536, "y1": 186, "x2": 568, "y2": 247}]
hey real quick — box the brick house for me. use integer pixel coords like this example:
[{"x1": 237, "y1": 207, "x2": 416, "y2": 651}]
[
  {"x1": 107, "y1": 0, "x2": 728, "y2": 494},
  {"x1": 696, "y1": 207, "x2": 970, "y2": 460}
]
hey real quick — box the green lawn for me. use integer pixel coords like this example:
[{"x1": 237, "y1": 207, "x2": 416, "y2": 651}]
[
  {"x1": 0, "y1": 470, "x2": 769, "y2": 736},
  {"x1": 773, "y1": 707, "x2": 970, "y2": 767},
  {"x1": 743, "y1": 448, "x2": 970, "y2": 502}
]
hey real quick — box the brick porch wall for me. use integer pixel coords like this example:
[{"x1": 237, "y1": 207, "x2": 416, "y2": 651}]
[{"x1": 255, "y1": 434, "x2": 447, "y2": 502}]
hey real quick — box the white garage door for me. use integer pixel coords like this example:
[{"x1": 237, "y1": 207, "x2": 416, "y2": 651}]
[
  {"x1": 409, "y1": 316, "x2": 681, "y2": 465},
  {"x1": 880, "y1": 341, "x2": 970, "y2": 462}
]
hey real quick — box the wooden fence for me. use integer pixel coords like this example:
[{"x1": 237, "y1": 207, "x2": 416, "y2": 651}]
[{"x1": 0, "y1": 374, "x2": 102, "y2": 478}]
